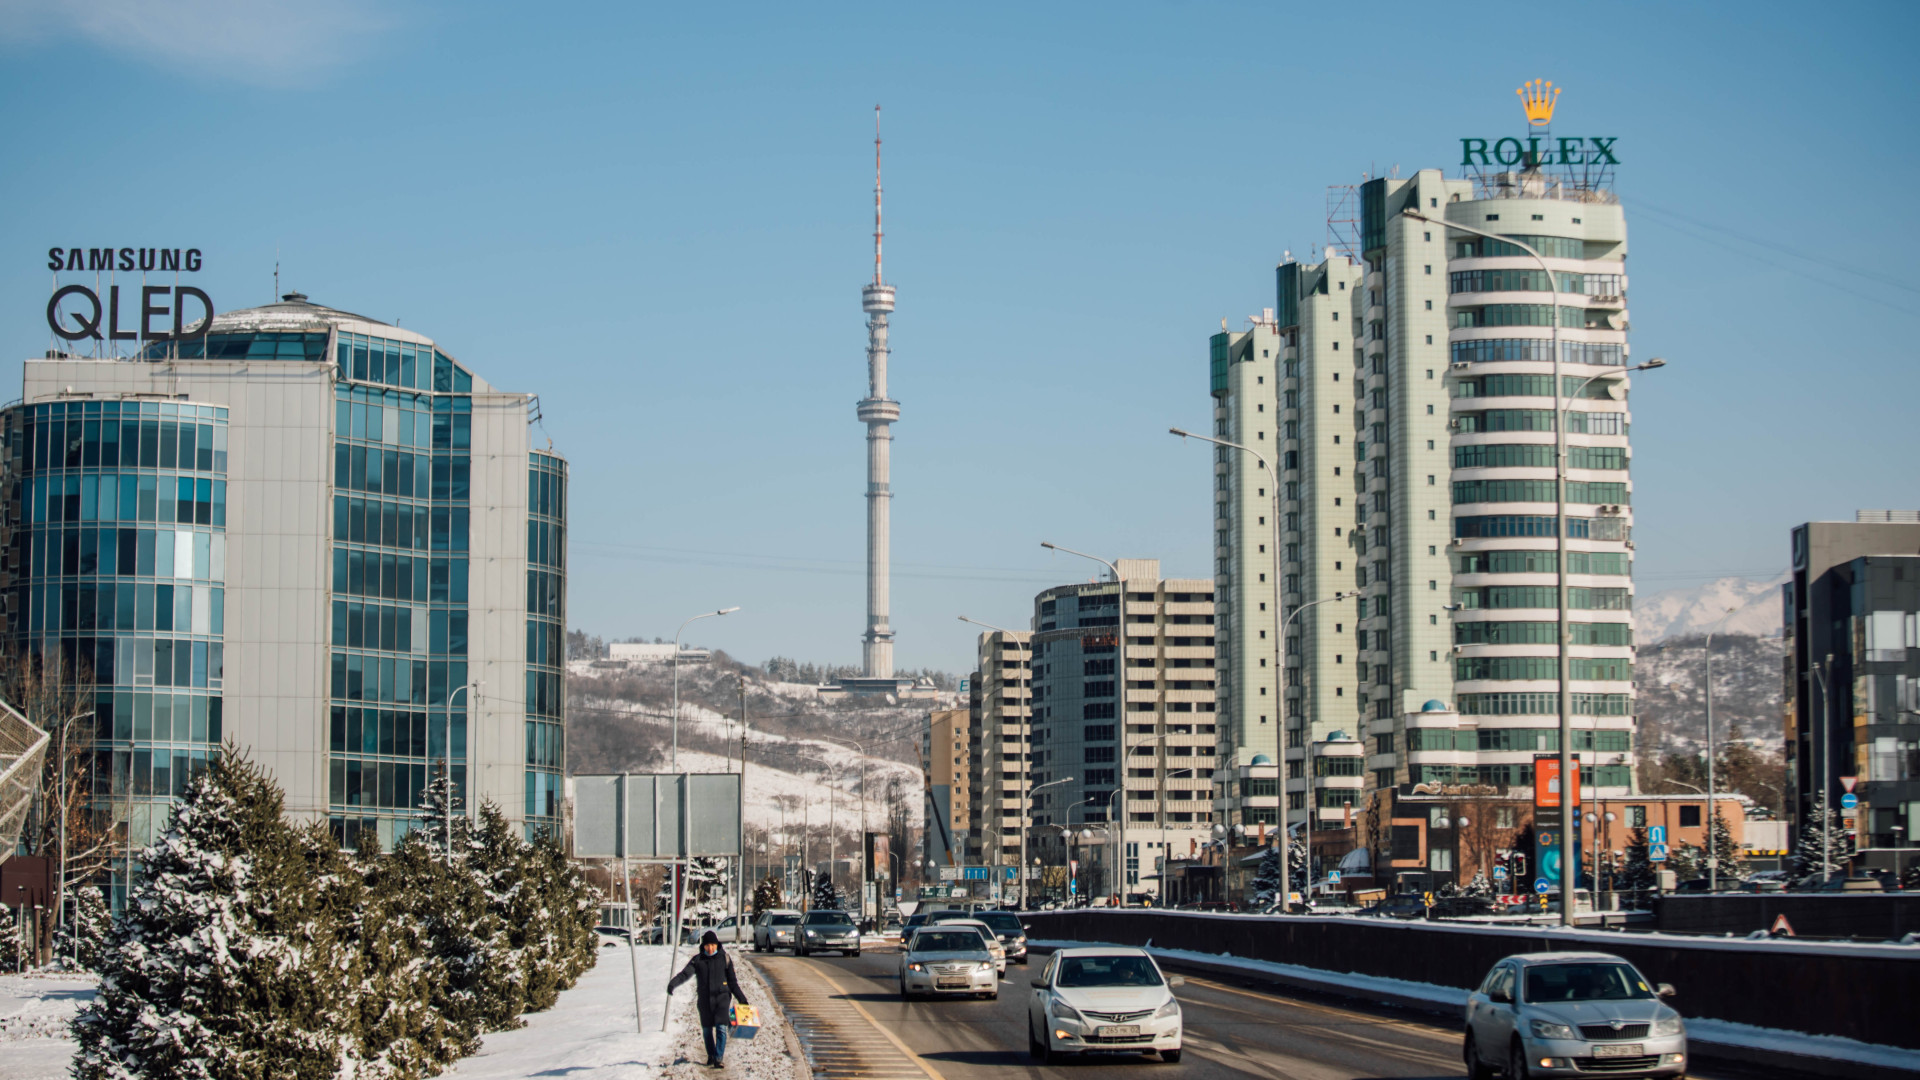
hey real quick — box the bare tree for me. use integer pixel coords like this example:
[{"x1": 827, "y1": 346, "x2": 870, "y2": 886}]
[{"x1": 4, "y1": 650, "x2": 111, "y2": 965}]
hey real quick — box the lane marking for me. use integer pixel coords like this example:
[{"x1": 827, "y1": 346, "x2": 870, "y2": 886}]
[
  {"x1": 808, "y1": 967, "x2": 950, "y2": 1080},
  {"x1": 1183, "y1": 974, "x2": 1460, "y2": 1038}
]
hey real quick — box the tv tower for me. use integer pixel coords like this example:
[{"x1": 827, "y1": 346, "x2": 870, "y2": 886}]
[{"x1": 858, "y1": 104, "x2": 899, "y2": 680}]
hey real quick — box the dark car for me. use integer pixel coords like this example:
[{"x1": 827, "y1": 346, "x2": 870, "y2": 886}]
[
  {"x1": 1429, "y1": 895, "x2": 1500, "y2": 919},
  {"x1": 1362, "y1": 895, "x2": 1431, "y2": 919}
]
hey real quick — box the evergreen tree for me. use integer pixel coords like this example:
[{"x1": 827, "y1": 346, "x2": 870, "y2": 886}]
[
  {"x1": 54, "y1": 885, "x2": 112, "y2": 971},
  {"x1": 1287, "y1": 829, "x2": 1309, "y2": 894},
  {"x1": 1248, "y1": 844, "x2": 1284, "y2": 907},
  {"x1": 810, "y1": 870, "x2": 842, "y2": 911},
  {"x1": 71, "y1": 749, "x2": 358, "y2": 1080},
  {"x1": 1706, "y1": 811, "x2": 1748, "y2": 881},
  {"x1": 334, "y1": 827, "x2": 457, "y2": 1079},
  {"x1": 752, "y1": 875, "x2": 782, "y2": 918},
  {"x1": 522, "y1": 827, "x2": 599, "y2": 997},
  {"x1": 1616, "y1": 827, "x2": 1655, "y2": 902},
  {"x1": 684, "y1": 857, "x2": 732, "y2": 924},
  {"x1": 1460, "y1": 871, "x2": 1494, "y2": 898},
  {"x1": 1791, "y1": 793, "x2": 1854, "y2": 883},
  {"x1": 0, "y1": 901, "x2": 18, "y2": 969}
]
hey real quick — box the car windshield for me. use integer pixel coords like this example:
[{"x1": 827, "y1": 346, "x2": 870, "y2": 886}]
[
  {"x1": 770, "y1": 914, "x2": 800, "y2": 925},
  {"x1": 1057, "y1": 955, "x2": 1164, "y2": 988},
  {"x1": 912, "y1": 931, "x2": 987, "y2": 954},
  {"x1": 977, "y1": 912, "x2": 1023, "y2": 934},
  {"x1": 1524, "y1": 963, "x2": 1656, "y2": 1003},
  {"x1": 804, "y1": 912, "x2": 854, "y2": 926}
]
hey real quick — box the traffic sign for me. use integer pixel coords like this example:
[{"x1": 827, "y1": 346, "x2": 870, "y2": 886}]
[
  {"x1": 1004, "y1": 867, "x2": 1017, "y2": 881},
  {"x1": 1840, "y1": 793, "x2": 1859, "y2": 811},
  {"x1": 1328, "y1": 870, "x2": 1342, "y2": 884},
  {"x1": 1534, "y1": 878, "x2": 1551, "y2": 894},
  {"x1": 1649, "y1": 843, "x2": 1669, "y2": 862},
  {"x1": 1648, "y1": 825, "x2": 1667, "y2": 845},
  {"x1": 1770, "y1": 914, "x2": 1796, "y2": 937},
  {"x1": 1840, "y1": 776, "x2": 1857, "y2": 794},
  {"x1": 938, "y1": 866, "x2": 960, "y2": 881},
  {"x1": 1493, "y1": 866, "x2": 1510, "y2": 880},
  {"x1": 963, "y1": 867, "x2": 989, "y2": 881}
]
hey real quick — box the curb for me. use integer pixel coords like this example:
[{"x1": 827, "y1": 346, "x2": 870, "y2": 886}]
[
  {"x1": 1028, "y1": 944, "x2": 1920, "y2": 1080},
  {"x1": 735, "y1": 953, "x2": 812, "y2": 1080}
]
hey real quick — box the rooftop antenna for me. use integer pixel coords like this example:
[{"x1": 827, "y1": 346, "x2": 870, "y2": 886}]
[
  {"x1": 873, "y1": 104, "x2": 884, "y2": 286},
  {"x1": 274, "y1": 246, "x2": 280, "y2": 300}
]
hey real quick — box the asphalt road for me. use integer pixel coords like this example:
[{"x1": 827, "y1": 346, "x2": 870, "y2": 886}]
[{"x1": 751, "y1": 944, "x2": 1786, "y2": 1080}]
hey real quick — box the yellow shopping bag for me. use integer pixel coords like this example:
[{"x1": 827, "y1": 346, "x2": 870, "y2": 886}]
[{"x1": 730, "y1": 1003, "x2": 760, "y2": 1039}]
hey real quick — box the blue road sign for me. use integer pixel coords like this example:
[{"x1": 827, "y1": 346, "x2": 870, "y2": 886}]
[
  {"x1": 1534, "y1": 878, "x2": 1551, "y2": 894},
  {"x1": 1648, "y1": 825, "x2": 1667, "y2": 845},
  {"x1": 1649, "y1": 843, "x2": 1669, "y2": 862},
  {"x1": 1493, "y1": 866, "x2": 1510, "y2": 880},
  {"x1": 1328, "y1": 870, "x2": 1342, "y2": 884},
  {"x1": 1004, "y1": 867, "x2": 1017, "y2": 881},
  {"x1": 963, "y1": 867, "x2": 988, "y2": 881},
  {"x1": 1841, "y1": 793, "x2": 1859, "y2": 811}
]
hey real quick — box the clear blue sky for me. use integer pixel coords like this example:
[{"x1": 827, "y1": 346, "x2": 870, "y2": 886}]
[{"x1": 3, "y1": 2, "x2": 1916, "y2": 673}]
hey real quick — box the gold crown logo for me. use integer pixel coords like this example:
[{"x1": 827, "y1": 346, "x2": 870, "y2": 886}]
[{"x1": 1516, "y1": 79, "x2": 1560, "y2": 126}]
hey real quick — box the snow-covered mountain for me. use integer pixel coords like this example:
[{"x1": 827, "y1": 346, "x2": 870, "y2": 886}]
[{"x1": 1634, "y1": 574, "x2": 1787, "y2": 642}]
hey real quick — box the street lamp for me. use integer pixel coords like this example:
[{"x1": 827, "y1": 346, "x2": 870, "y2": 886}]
[
  {"x1": 1024, "y1": 776, "x2": 1075, "y2": 909},
  {"x1": 1169, "y1": 426, "x2": 1284, "y2": 835},
  {"x1": 814, "y1": 735, "x2": 868, "y2": 919},
  {"x1": 672, "y1": 606, "x2": 739, "y2": 771},
  {"x1": 1404, "y1": 206, "x2": 1668, "y2": 925},
  {"x1": 1279, "y1": 591, "x2": 1355, "y2": 904},
  {"x1": 1703, "y1": 605, "x2": 1737, "y2": 892},
  {"x1": 1040, "y1": 541, "x2": 1136, "y2": 899},
  {"x1": 441, "y1": 683, "x2": 474, "y2": 853}
]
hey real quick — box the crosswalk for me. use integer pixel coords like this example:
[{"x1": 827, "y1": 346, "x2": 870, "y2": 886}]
[{"x1": 754, "y1": 957, "x2": 942, "y2": 1080}]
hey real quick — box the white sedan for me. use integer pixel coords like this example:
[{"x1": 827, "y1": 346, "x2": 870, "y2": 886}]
[{"x1": 1028, "y1": 947, "x2": 1184, "y2": 1063}]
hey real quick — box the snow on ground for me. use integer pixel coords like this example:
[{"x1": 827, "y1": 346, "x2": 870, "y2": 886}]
[
  {"x1": 659, "y1": 951, "x2": 797, "y2": 1080},
  {"x1": 0, "y1": 972, "x2": 96, "y2": 1080},
  {"x1": 669, "y1": 747, "x2": 917, "y2": 836}
]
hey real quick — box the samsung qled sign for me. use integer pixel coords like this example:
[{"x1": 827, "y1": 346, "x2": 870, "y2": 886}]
[{"x1": 45, "y1": 246, "x2": 213, "y2": 343}]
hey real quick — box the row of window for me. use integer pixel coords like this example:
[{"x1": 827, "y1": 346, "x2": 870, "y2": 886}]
[
  {"x1": 1453, "y1": 374, "x2": 1620, "y2": 400},
  {"x1": 1457, "y1": 692, "x2": 1632, "y2": 716},
  {"x1": 48, "y1": 635, "x2": 225, "y2": 689},
  {"x1": 1405, "y1": 727, "x2": 1632, "y2": 752},
  {"x1": 332, "y1": 758, "x2": 435, "y2": 811},
  {"x1": 334, "y1": 550, "x2": 469, "y2": 605},
  {"x1": 332, "y1": 600, "x2": 440, "y2": 655},
  {"x1": 1407, "y1": 763, "x2": 1634, "y2": 787},
  {"x1": 1454, "y1": 620, "x2": 1633, "y2": 646},
  {"x1": 1450, "y1": 339, "x2": 1625, "y2": 367},
  {"x1": 1449, "y1": 269, "x2": 1624, "y2": 296},
  {"x1": 1455, "y1": 656, "x2": 1632, "y2": 681},
  {"x1": 336, "y1": 333, "x2": 475, "y2": 394},
  {"x1": 1454, "y1": 410, "x2": 1625, "y2": 434},
  {"x1": 528, "y1": 520, "x2": 564, "y2": 570},
  {"x1": 335, "y1": 445, "x2": 473, "y2": 502},
  {"x1": 143, "y1": 330, "x2": 327, "y2": 362},
  {"x1": 1455, "y1": 305, "x2": 1617, "y2": 330},
  {"x1": 25, "y1": 413, "x2": 227, "y2": 475},
  {"x1": 526, "y1": 718, "x2": 563, "y2": 769},
  {"x1": 1454, "y1": 479, "x2": 1630, "y2": 506},
  {"x1": 1452, "y1": 235, "x2": 1599, "y2": 260},
  {"x1": 333, "y1": 496, "x2": 470, "y2": 552},
  {"x1": 329, "y1": 706, "x2": 463, "y2": 760},
  {"x1": 526, "y1": 668, "x2": 562, "y2": 719},
  {"x1": 1454, "y1": 444, "x2": 1627, "y2": 471},
  {"x1": 29, "y1": 526, "x2": 225, "y2": 582},
  {"x1": 1455, "y1": 550, "x2": 1631, "y2": 576},
  {"x1": 93, "y1": 690, "x2": 222, "y2": 745},
  {"x1": 529, "y1": 569, "x2": 562, "y2": 619},
  {"x1": 1454, "y1": 585, "x2": 1631, "y2": 610},
  {"x1": 329, "y1": 653, "x2": 469, "y2": 705},
  {"x1": 93, "y1": 746, "x2": 216, "y2": 800},
  {"x1": 30, "y1": 473, "x2": 228, "y2": 526},
  {"x1": 30, "y1": 581, "x2": 222, "y2": 636},
  {"x1": 1454, "y1": 515, "x2": 1629, "y2": 541},
  {"x1": 527, "y1": 620, "x2": 565, "y2": 668}
]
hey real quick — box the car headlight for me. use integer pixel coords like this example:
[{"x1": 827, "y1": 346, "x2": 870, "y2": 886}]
[
  {"x1": 1530, "y1": 1019, "x2": 1577, "y2": 1040},
  {"x1": 976, "y1": 962, "x2": 993, "y2": 972},
  {"x1": 1154, "y1": 997, "x2": 1181, "y2": 1019},
  {"x1": 907, "y1": 963, "x2": 924, "y2": 972},
  {"x1": 1052, "y1": 1000, "x2": 1085, "y2": 1024},
  {"x1": 806, "y1": 930, "x2": 818, "y2": 938},
  {"x1": 1652, "y1": 1017, "x2": 1683, "y2": 1037}
]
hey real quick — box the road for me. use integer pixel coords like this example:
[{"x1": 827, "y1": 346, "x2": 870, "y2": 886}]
[{"x1": 750, "y1": 944, "x2": 1790, "y2": 1080}]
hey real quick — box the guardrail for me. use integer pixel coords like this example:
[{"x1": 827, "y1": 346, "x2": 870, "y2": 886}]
[
  {"x1": 1020, "y1": 908, "x2": 1920, "y2": 1050},
  {"x1": 1654, "y1": 893, "x2": 1920, "y2": 939}
]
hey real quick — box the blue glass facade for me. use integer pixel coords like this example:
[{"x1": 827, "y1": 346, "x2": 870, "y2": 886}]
[
  {"x1": 326, "y1": 331, "x2": 476, "y2": 851},
  {"x1": 2, "y1": 399, "x2": 229, "y2": 908},
  {"x1": 525, "y1": 451, "x2": 565, "y2": 836}
]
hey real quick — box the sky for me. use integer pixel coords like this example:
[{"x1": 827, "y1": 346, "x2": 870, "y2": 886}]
[{"x1": 2, "y1": 1, "x2": 1917, "y2": 675}]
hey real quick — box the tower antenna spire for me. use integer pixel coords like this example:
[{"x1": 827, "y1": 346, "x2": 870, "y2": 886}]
[{"x1": 873, "y1": 104, "x2": 884, "y2": 286}]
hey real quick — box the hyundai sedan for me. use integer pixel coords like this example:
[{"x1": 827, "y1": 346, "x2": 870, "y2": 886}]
[{"x1": 1028, "y1": 947, "x2": 1184, "y2": 1063}]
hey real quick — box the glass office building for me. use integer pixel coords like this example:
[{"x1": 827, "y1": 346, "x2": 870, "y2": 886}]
[{"x1": 3, "y1": 292, "x2": 564, "y2": 903}]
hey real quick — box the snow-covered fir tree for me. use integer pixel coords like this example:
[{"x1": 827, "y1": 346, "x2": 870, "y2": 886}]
[
  {"x1": 71, "y1": 749, "x2": 359, "y2": 1079},
  {"x1": 1248, "y1": 844, "x2": 1284, "y2": 907},
  {"x1": 1287, "y1": 829, "x2": 1309, "y2": 893},
  {"x1": 1791, "y1": 793, "x2": 1854, "y2": 883},
  {"x1": 0, "y1": 901, "x2": 18, "y2": 969},
  {"x1": 53, "y1": 885, "x2": 111, "y2": 971},
  {"x1": 752, "y1": 875, "x2": 782, "y2": 917},
  {"x1": 684, "y1": 857, "x2": 733, "y2": 924},
  {"x1": 1616, "y1": 827, "x2": 1655, "y2": 899},
  {"x1": 332, "y1": 827, "x2": 457, "y2": 1079},
  {"x1": 1460, "y1": 871, "x2": 1494, "y2": 898},
  {"x1": 810, "y1": 870, "x2": 842, "y2": 910},
  {"x1": 1706, "y1": 811, "x2": 1748, "y2": 881}
]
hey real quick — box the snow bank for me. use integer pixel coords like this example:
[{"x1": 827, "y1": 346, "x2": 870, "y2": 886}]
[
  {"x1": 449, "y1": 944, "x2": 683, "y2": 1078},
  {"x1": 0, "y1": 972, "x2": 96, "y2": 1080}
]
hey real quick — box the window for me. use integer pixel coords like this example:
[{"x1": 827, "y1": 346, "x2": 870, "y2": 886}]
[
  {"x1": 1679, "y1": 805, "x2": 1702, "y2": 828},
  {"x1": 1628, "y1": 805, "x2": 1647, "y2": 827}
]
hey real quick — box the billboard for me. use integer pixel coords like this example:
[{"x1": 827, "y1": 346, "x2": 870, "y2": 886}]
[{"x1": 572, "y1": 773, "x2": 742, "y2": 859}]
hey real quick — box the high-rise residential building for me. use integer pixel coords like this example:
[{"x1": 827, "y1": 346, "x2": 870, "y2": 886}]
[
  {"x1": 1785, "y1": 513, "x2": 1920, "y2": 877},
  {"x1": 921, "y1": 706, "x2": 970, "y2": 867},
  {"x1": 964, "y1": 629, "x2": 1031, "y2": 874},
  {"x1": 3, "y1": 293, "x2": 565, "y2": 905},
  {"x1": 1210, "y1": 162, "x2": 1647, "y2": 856},
  {"x1": 1027, "y1": 559, "x2": 1215, "y2": 900}
]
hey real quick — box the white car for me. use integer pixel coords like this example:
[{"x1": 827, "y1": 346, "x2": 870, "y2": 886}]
[
  {"x1": 899, "y1": 926, "x2": 999, "y2": 999},
  {"x1": 1028, "y1": 947, "x2": 1184, "y2": 1064},
  {"x1": 934, "y1": 918, "x2": 1006, "y2": 975}
]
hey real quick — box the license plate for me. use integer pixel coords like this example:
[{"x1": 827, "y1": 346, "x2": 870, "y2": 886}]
[
  {"x1": 936, "y1": 978, "x2": 968, "y2": 988},
  {"x1": 1592, "y1": 1043, "x2": 1643, "y2": 1058},
  {"x1": 1097, "y1": 1025, "x2": 1141, "y2": 1038}
]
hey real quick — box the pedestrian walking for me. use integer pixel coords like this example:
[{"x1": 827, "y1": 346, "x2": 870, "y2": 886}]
[{"x1": 668, "y1": 929, "x2": 751, "y2": 1067}]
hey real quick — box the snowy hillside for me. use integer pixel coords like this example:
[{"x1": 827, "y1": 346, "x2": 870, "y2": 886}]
[
  {"x1": 1634, "y1": 631, "x2": 1785, "y2": 752},
  {"x1": 1634, "y1": 574, "x2": 1786, "y2": 641}
]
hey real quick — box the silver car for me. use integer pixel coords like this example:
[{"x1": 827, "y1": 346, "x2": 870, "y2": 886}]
[
  {"x1": 796, "y1": 909, "x2": 861, "y2": 957},
  {"x1": 1464, "y1": 952, "x2": 1687, "y2": 1080},
  {"x1": 899, "y1": 927, "x2": 998, "y2": 999},
  {"x1": 752, "y1": 909, "x2": 802, "y2": 952}
]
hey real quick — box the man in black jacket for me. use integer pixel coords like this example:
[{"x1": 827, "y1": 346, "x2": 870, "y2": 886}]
[{"x1": 668, "y1": 930, "x2": 751, "y2": 1067}]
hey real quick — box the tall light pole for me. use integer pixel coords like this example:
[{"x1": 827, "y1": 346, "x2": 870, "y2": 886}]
[
  {"x1": 960, "y1": 614, "x2": 1032, "y2": 900},
  {"x1": 1704, "y1": 605, "x2": 1736, "y2": 892},
  {"x1": 1278, "y1": 592, "x2": 1353, "y2": 905},
  {"x1": 672, "y1": 607, "x2": 739, "y2": 771},
  {"x1": 815, "y1": 736, "x2": 867, "y2": 920},
  {"x1": 1812, "y1": 654, "x2": 1834, "y2": 885},
  {"x1": 1170, "y1": 426, "x2": 1283, "y2": 837},
  {"x1": 443, "y1": 683, "x2": 473, "y2": 853},
  {"x1": 1024, "y1": 776, "x2": 1075, "y2": 909},
  {"x1": 1040, "y1": 542, "x2": 1135, "y2": 900}
]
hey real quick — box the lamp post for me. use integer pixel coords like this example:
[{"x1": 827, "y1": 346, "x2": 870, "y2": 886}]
[
  {"x1": 1161, "y1": 766, "x2": 1199, "y2": 904},
  {"x1": 672, "y1": 606, "x2": 739, "y2": 771},
  {"x1": 1040, "y1": 542, "x2": 1134, "y2": 899},
  {"x1": 1024, "y1": 777, "x2": 1075, "y2": 909},
  {"x1": 1169, "y1": 427, "x2": 1284, "y2": 834},
  {"x1": 959, "y1": 614, "x2": 1034, "y2": 901},
  {"x1": 1277, "y1": 591, "x2": 1354, "y2": 905},
  {"x1": 815, "y1": 736, "x2": 868, "y2": 919},
  {"x1": 1703, "y1": 605, "x2": 1737, "y2": 892},
  {"x1": 1812, "y1": 654, "x2": 1834, "y2": 885},
  {"x1": 441, "y1": 683, "x2": 473, "y2": 853}
]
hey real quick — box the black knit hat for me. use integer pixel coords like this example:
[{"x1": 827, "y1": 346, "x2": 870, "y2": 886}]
[{"x1": 701, "y1": 930, "x2": 720, "y2": 946}]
